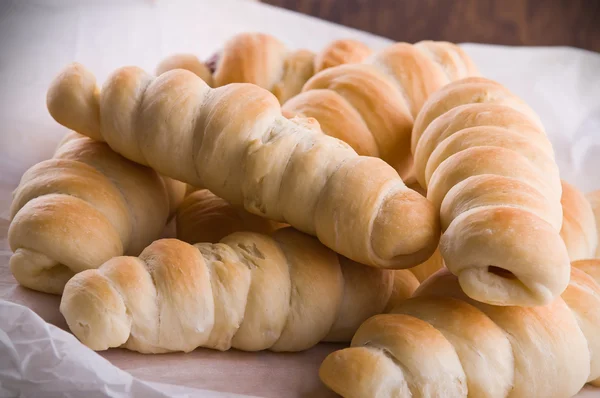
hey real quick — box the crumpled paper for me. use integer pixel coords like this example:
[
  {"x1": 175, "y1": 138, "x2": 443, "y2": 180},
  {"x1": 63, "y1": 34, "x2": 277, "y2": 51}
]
[{"x1": 0, "y1": 299, "x2": 253, "y2": 398}]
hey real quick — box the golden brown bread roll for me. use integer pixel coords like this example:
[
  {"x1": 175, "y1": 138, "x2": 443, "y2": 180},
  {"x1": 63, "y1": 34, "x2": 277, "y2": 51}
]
[
  {"x1": 211, "y1": 33, "x2": 313, "y2": 104},
  {"x1": 8, "y1": 132, "x2": 185, "y2": 294},
  {"x1": 155, "y1": 33, "x2": 372, "y2": 104},
  {"x1": 587, "y1": 190, "x2": 600, "y2": 258},
  {"x1": 176, "y1": 187, "x2": 431, "y2": 311},
  {"x1": 313, "y1": 38, "x2": 373, "y2": 73},
  {"x1": 283, "y1": 41, "x2": 478, "y2": 180},
  {"x1": 176, "y1": 188, "x2": 285, "y2": 244},
  {"x1": 411, "y1": 77, "x2": 568, "y2": 306},
  {"x1": 559, "y1": 180, "x2": 598, "y2": 260},
  {"x1": 320, "y1": 259, "x2": 600, "y2": 398},
  {"x1": 155, "y1": 53, "x2": 214, "y2": 87},
  {"x1": 46, "y1": 63, "x2": 439, "y2": 269},
  {"x1": 176, "y1": 188, "x2": 429, "y2": 306},
  {"x1": 59, "y1": 228, "x2": 421, "y2": 353}
]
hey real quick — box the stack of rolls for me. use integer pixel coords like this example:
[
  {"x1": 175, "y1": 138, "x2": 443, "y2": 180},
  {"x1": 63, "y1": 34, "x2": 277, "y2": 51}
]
[
  {"x1": 44, "y1": 60, "x2": 441, "y2": 269},
  {"x1": 6, "y1": 31, "x2": 600, "y2": 398},
  {"x1": 157, "y1": 33, "x2": 480, "y2": 182},
  {"x1": 283, "y1": 40, "x2": 479, "y2": 181},
  {"x1": 320, "y1": 259, "x2": 600, "y2": 398},
  {"x1": 59, "y1": 188, "x2": 425, "y2": 353},
  {"x1": 156, "y1": 32, "x2": 373, "y2": 103}
]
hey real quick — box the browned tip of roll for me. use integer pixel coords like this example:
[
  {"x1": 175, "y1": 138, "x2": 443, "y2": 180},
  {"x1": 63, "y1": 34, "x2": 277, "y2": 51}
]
[
  {"x1": 47, "y1": 62, "x2": 102, "y2": 141},
  {"x1": 314, "y1": 39, "x2": 373, "y2": 73},
  {"x1": 60, "y1": 267, "x2": 131, "y2": 350},
  {"x1": 320, "y1": 346, "x2": 404, "y2": 398},
  {"x1": 156, "y1": 53, "x2": 214, "y2": 87},
  {"x1": 371, "y1": 187, "x2": 440, "y2": 269}
]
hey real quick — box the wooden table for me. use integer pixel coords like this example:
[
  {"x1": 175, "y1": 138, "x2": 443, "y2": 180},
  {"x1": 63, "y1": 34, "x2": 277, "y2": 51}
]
[{"x1": 262, "y1": 0, "x2": 600, "y2": 52}]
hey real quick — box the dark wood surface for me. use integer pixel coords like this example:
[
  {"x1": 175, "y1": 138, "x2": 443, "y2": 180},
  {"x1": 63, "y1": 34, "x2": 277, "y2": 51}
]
[{"x1": 262, "y1": 0, "x2": 600, "y2": 52}]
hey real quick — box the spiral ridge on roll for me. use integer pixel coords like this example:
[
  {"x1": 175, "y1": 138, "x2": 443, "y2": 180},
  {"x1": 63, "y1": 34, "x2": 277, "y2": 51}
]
[
  {"x1": 410, "y1": 77, "x2": 568, "y2": 306},
  {"x1": 46, "y1": 63, "x2": 439, "y2": 268},
  {"x1": 283, "y1": 41, "x2": 478, "y2": 179},
  {"x1": 59, "y1": 228, "x2": 421, "y2": 353},
  {"x1": 8, "y1": 133, "x2": 183, "y2": 294},
  {"x1": 320, "y1": 261, "x2": 600, "y2": 398}
]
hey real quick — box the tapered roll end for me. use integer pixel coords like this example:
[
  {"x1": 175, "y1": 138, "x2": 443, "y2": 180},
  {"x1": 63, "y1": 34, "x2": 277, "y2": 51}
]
[
  {"x1": 320, "y1": 346, "x2": 411, "y2": 398},
  {"x1": 60, "y1": 267, "x2": 131, "y2": 351},
  {"x1": 155, "y1": 53, "x2": 214, "y2": 87},
  {"x1": 442, "y1": 206, "x2": 571, "y2": 306},
  {"x1": 47, "y1": 62, "x2": 102, "y2": 140},
  {"x1": 371, "y1": 187, "x2": 440, "y2": 269}
]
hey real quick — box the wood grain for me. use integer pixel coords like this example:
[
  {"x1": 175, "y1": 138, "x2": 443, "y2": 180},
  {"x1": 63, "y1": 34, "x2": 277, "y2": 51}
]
[{"x1": 262, "y1": 0, "x2": 600, "y2": 52}]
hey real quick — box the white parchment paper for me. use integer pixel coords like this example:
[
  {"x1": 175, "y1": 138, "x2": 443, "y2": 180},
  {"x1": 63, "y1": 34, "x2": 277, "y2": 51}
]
[
  {"x1": 0, "y1": 0, "x2": 599, "y2": 397},
  {"x1": 0, "y1": 299, "x2": 252, "y2": 398}
]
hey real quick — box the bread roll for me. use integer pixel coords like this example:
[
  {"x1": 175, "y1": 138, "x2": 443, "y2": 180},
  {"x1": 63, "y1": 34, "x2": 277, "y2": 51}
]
[
  {"x1": 412, "y1": 77, "x2": 567, "y2": 306},
  {"x1": 176, "y1": 187, "x2": 431, "y2": 313},
  {"x1": 9, "y1": 132, "x2": 184, "y2": 294},
  {"x1": 283, "y1": 41, "x2": 478, "y2": 180},
  {"x1": 155, "y1": 53, "x2": 214, "y2": 86},
  {"x1": 59, "y1": 228, "x2": 421, "y2": 353},
  {"x1": 156, "y1": 33, "x2": 372, "y2": 104},
  {"x1": 313, "y1": 38, "x2": 372, "y2": 73},
  {"x1": 320, "y1": 260, "x2": 600, "y2": 397},
  {"x1": 176, "y1": 188, "x2": 285, "y2": 244},
  {"x1": 46, "y1": 63, "x2": 439, "y2": 269},
  {"x1": 176, "y1": 187, "x2": 433, "y2": 303}
]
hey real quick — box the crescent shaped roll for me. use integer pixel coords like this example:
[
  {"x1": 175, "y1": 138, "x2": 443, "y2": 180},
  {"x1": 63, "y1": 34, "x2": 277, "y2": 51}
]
[
  {"x1": 320, "y1": 260, "x2": 600, "y2": 397},
  {"x1": 410, "y1": 77, "x2": 568, "y2": 306},
  {"x1": 9, "y1": 132, "x2": 185, "y2": 294}
]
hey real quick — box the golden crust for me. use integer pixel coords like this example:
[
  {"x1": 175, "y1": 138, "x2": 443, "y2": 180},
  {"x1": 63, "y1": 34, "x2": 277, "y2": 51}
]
[
  {"x1": 214, "y1": 32, "x2": 287, "y2": 91},
  {"x1": 559, "y1": 180, "x2": 598, "y2": 260},
  {"x1": 284, "y1": 41, "x2": 478, "y2": 180},
  {"x1": 60, "y1": 228, "x2": 421, "y2": 353},
  {"x1": 272, "y1": 49, "x2": 315, "y2": 103},
  {"x1": 47, "y1": 63, "x2": 439, "y2": 269},
  {"x1": 314, "y1": 38, "x2": 372, "y2": 73},
  {"x1": 321, "y1": 264, "x2": 599, "y2": 397},
  {"x1": 155, "y1": 53, "x2": 214, "y2": 86},
  {"x1": 176, "y1": 189, "x2": 283, "y2": 244},
  {"x1": 412, "y1": 77, "x2": 567, "y2": 306},
  {"x1": 9, "y1": 134, "x2": 174, "y2": 294},
  {"x1": 301, "y1": 63, "x2": 414, "y2": 178},
  {"x1": 156, "y1": 33, "x2": 370, "y2": 104}
]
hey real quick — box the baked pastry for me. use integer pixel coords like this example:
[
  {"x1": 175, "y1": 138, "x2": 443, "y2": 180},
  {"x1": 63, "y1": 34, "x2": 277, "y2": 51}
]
[
  {"x1": 412, "y1": 77, "x2": 567, "y2": 306},
  {"x1": 283, "y1": 41, "x2": 478, "y2": 180},
  {"x1": 559, "y1": 180, "x2": 598, "y2": 260},
  {"x1": 156, "y1": 53, "x2": 214, "y2": 86},
  {"x1": 46, "y1": 63, "x2": 439, "y2": 269},
  {"x1": 313, "y1": 38, "x2": 372, "y2": 73},
  {"x1": 587, "y1": 190, "x2": 600, "y2": 258},
  {"x1": 177, "y1": 188, "x2": 440, "y2": 284},
  {"x1": 176, "y1": 188, "x2": 285, "y2": 244},
  {"x1": 155, "y1": 33, "x2": 371, "y2": 104},
  {"x1": 59, "y1": 228, "x2": 420, "y2": 353},
  {"x1": 320, "y1": 259, "x2": 600, "y2": 398},
  {"x1": 8, "y1": 132, "x2": 185, "y2": 294}
]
